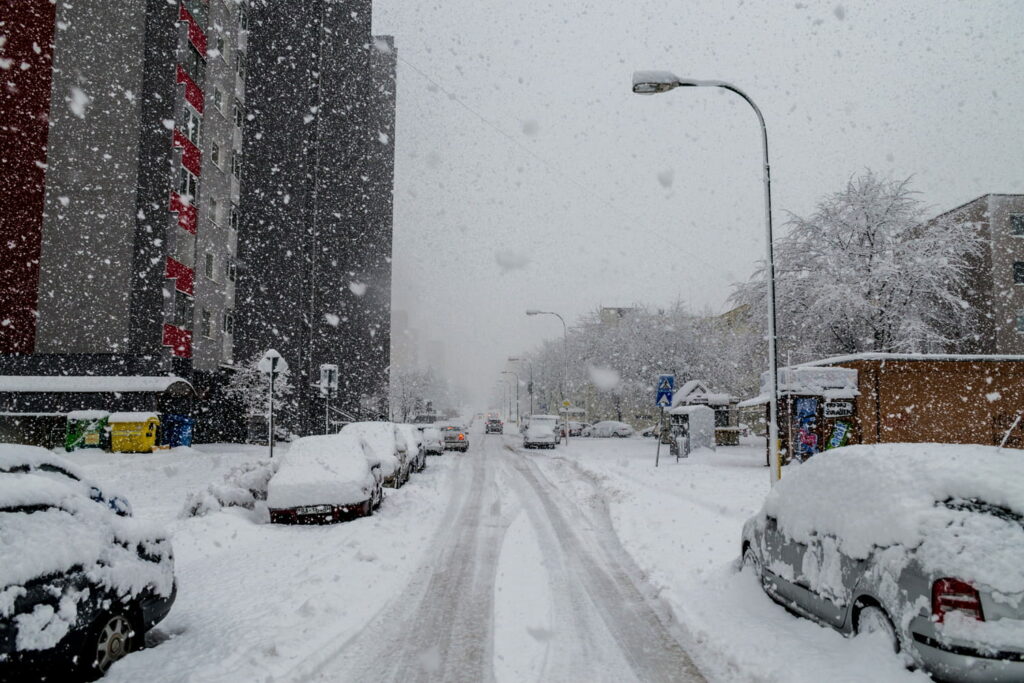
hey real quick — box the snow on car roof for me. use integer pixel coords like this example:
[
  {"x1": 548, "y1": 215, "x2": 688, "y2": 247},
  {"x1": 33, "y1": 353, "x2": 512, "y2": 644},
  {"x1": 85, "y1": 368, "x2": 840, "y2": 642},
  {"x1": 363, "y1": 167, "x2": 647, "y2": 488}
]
[
  {"x1": 762, "y1": 443, "x2": 1024, "y2": 592},
  {"x1": 0, "y1": 471, "x2": 173, "y2": 597},
  {"x1": 267, "y1": 434, "x2": 376, "y2": 509},
  {"x1": 0, "y1": 444, "x2": 85, "y2": 479},
  {"x1": 340, "y1": 422, "x2": 400, "y2": 475}
]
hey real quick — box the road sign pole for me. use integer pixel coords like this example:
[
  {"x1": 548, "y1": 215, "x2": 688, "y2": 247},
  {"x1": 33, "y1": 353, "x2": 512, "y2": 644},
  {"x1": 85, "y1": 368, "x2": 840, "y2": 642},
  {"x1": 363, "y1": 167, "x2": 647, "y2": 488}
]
[
  {"x1": 269, "y1": 369, "x2": 275, "y2": 459},
  {"x1": 655, "y1": 406, "x2": 663, "y2": 467}
]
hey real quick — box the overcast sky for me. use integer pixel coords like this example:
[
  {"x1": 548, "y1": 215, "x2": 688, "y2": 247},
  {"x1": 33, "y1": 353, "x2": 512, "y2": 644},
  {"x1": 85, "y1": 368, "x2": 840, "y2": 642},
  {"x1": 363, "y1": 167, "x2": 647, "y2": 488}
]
[{"x1": 372, "y1": 0, "x2": 1024, "y2": 406}]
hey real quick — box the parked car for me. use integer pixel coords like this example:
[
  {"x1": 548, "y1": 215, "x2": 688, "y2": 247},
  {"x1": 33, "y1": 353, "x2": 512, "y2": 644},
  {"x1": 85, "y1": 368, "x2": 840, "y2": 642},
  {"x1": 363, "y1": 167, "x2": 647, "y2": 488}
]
[
  {"x1": 584, "y1": 421, "x2": 634, "y2": 438},
  {"x1": 420, "y1": 426, "x2": 444, "y2": 455},
  {"x1": 397, "y1": 424, "x2": 426, "y2": 473},
  {"x1": 741, "y1": 443, "x2": 1024, "y2": 683},
  {"x1": 340, "y1": 421, "x2": 410, "y2": 488},
  {"x1": 0, "y1": 444, "x2": 133, "y2": 517},
  {"x1": 267, "y1": 433, "x2": 383, "y2": 524},
  {"x1": 567, "y1": 421, "x2": 586, "y2": 437},
  {"x1": 523, "y1": 415, "x2": 559, "y2": 449},
  {"x1": 0, "y1": 463, "x2": 176, "y2": 679},
  {"x1": 485, "y1": 418, "x2": 503, "y2": 434},
  {"x1": 439, "y1": 424, "x2": 469, "y2": 452}
]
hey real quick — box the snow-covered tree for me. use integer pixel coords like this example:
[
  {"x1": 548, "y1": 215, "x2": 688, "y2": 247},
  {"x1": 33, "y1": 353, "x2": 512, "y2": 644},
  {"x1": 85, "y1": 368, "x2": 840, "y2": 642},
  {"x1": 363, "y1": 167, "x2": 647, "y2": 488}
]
[
  {"x1": 223, "y1": 353, "x2": 295, "y2": 418},
  {"x1": 731, "y1": 171, "x2": 983, "y2": 362}
]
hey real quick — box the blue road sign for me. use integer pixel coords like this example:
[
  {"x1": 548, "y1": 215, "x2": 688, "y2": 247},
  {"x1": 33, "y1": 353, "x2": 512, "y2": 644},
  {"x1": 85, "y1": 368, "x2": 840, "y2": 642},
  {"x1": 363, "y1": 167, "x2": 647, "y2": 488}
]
[{"x1": 655, "y1": 374, "x2": 675, "y2": 407}]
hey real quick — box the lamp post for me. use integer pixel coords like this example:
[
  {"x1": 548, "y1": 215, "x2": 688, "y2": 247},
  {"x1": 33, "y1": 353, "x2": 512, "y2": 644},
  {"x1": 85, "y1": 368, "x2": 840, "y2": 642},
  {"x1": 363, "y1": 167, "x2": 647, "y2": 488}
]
[
  {"x1": 631, "y1": 70, "x2": 781, "y2": 484},
  {"x1": 501, "y1": 370, "x2": 520, "y2": 424},
  {"x1": 508, "y1": 356, "x2": 533, "y2": 417},
  {"x1": 496, "y1": 379, "x2": 511, "y2": 423},
  {"x1": 526, "y1": 309, "x2": 570, "y2": 444}
]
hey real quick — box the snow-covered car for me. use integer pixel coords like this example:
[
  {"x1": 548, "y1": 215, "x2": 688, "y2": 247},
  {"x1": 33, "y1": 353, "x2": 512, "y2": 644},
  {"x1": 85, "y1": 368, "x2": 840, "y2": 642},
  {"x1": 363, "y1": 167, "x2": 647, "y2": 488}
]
[
  {"x1": 439, "y1": 424, "x2": 469, "y2": 452},
  {"x1": 0, "y1": 444, "x2": 133, "y2": 517},
  {"x1": 267, "y1": 434, "x2": 383, "y2": 524},
  {"x1": 523, "y1": 415, "x2": 558, "y2": 449},
  {"x1": 420, "y1": 426, "x2": 444, "y2": 455},
  {"x1": 585, "y1": 421, "x2": 634, "y2": 438},
  {"x1": 567, "y1": 421, "x2": 586, "y2": 437},
  {"x1": 0, "y1": 466, "x2": 175, "y2": 678},
  {"x1": 340, "y1": 421, "x2": 411, "y2": 488},
  {"x1": 397, "y1": 424, "x2": 426, "y2": 473},
  {"x1": 485, "y1": 418, "x2": 503, "y2": 434},
  {"x1": 741, "y1": 444, "x2": 1024, "y2": 682}
]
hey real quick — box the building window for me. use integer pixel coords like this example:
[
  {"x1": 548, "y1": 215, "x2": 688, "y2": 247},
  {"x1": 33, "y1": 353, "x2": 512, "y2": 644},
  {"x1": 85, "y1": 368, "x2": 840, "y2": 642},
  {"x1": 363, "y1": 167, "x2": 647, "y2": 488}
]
[
  {"x1": 230, "y1": 204, "x2": 239, "y2": 231},
  {"x1": 205, "y1": 252, "x2": 215, "y2": 279},
  {"x1": 200, "y1": 309, "x2": 212, "y2": 338},
  {"x1": 233, "y1": 99, "x2": 245, "y2": 129},
  {"x1": 212, "y1": 86, "x2": 223, "y2": 113},
  {"x1": 1017, "y1": 313, "x2": 1024, "y2": 334},
  {"x1": 223, "y1": 310, "x2": 234, "y2": 334},
  {"x1": 173, "y1": 289, "x2": 192, "y2": 328},
  {"x1": 1011, "y1": 214, "x2": 1024, "y2": 237},
  {"x1": 226, "y1": 257, "x2": 236, "y2": 282},
  {"x1": 236, "y1": 51, "x2": 246, "y2": 80},
  {"x1": 1015, "y1": 261, "x2": 1024, "y2": 285},
  {"x1": 239, "y1": 7, "x2": 248, "y2": 31},
  {"x1": 183, "y1": 105, "x2": 201, "y2": 144},
  {"x1": 184, "y1": 44, "x2": 205, "y2": 82},
  {"x1": 231, "y1": 150, "x2": 241, "y2": 178},
  {"x1": 178, "y1": 166, "x2": 198, "y2": 201},
  {"x1": 209, "y1": 195, "x2": 219, "y2": 223},
  {"x1": 211, "y1": 142, "x2": 221, "y2": 167},
  {"x1": 216, "y1": 34, "x2": 226, "y2": 60}
]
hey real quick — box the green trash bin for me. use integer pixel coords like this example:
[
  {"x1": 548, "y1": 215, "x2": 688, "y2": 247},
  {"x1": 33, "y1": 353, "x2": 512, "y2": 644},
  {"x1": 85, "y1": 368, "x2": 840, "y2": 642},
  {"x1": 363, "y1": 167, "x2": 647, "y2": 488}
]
[{"x1": 65, "y1": 410, "x2": 111, "y2": 452}]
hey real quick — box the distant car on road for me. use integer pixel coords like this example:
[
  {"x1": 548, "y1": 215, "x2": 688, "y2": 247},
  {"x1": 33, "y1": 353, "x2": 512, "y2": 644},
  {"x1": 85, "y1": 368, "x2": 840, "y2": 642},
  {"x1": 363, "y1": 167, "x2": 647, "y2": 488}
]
[
  {"x1": 0, "y1": 455, "x2": 176, "y2": 679},
  {"x1": 268, "y1": 433, "x2": 383, "y2": 524},
  {"x1": 420, "y1": 426, "x2": 444, "y2": 455},
  {"x1": 485, "y1": 418, "x2": 503, "y2": 434},
  {"x1": 741, "y1": 443, "x2": 1024, "y2": 682},
  {"x1": 440, "y1": 424, "x2": 469, "y2": 452},
  {"x1": 523, "y1": 415, "x2": 559, "y2": 449},
  {"x1": 584, "y1": 421, "x2": 634, "y2": 438},
  {"x1": 341, "y1": 422, "x2": 411, "y2": 487}
]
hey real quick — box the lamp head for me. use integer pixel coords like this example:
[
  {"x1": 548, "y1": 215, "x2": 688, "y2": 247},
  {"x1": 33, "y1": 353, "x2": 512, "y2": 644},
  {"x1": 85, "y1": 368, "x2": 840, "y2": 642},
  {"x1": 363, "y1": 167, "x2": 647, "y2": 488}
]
[
  {"x1": 525, "y1": 309, "x2": 541, "y2": 316},
  {"x1": 632, "y1": 70, "x2": 703, "y2": 95}
]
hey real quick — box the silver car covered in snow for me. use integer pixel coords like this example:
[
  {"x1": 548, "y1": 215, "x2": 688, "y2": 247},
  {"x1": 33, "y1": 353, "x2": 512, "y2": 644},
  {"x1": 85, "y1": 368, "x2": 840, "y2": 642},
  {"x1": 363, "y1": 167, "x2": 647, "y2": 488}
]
[{"x1": 741, "y1": 444, "x2": 1024, "y2": 683}]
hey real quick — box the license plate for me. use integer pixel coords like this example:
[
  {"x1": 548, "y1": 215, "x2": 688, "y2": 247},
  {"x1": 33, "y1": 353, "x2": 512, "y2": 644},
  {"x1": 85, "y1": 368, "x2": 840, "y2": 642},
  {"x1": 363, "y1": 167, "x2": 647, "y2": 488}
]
[{"x1": 297, "y1": 505, "x2": 331, "y2": 515}]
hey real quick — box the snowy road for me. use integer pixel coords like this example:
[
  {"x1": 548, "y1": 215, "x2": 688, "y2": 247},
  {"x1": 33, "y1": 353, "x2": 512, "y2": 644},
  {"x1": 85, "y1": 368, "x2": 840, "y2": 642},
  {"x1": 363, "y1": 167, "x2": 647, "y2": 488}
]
[{"x1": 318, "y1": 433, "x2": 705, "y2": 682}]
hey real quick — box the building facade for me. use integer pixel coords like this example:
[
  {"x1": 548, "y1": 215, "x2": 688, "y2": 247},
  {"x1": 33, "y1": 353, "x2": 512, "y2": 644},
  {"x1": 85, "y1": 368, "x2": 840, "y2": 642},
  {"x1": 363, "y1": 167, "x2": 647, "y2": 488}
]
[
  {"x1": 233, "y1": 0, "x2": 396, "y2": 434},
  {"x1": 0, "y1": 0, "x2": 396, "y2": 439},
  {"x1": 929, "y1": 194, "x2": 1024, "y2": 354}
]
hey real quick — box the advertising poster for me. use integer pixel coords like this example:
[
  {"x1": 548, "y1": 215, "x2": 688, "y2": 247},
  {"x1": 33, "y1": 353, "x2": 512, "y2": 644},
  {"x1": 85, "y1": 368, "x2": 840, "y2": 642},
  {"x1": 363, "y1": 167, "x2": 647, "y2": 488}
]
[{"x1": 794, "y1": 397, "x2": 819, "y2": 461}]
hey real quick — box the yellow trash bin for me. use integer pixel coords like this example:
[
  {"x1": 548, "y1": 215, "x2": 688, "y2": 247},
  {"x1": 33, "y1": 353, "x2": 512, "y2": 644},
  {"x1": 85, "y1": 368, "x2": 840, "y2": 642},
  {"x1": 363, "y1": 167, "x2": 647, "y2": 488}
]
[{"x1": 109, "y1": 412, "x2": 160, "y2": 453}]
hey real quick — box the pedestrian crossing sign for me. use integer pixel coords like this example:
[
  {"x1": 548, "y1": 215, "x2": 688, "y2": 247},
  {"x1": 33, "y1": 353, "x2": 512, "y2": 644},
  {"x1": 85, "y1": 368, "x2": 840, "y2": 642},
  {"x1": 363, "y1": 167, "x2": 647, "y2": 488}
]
[{"x1": 655, "y1": 374, "x2": 675, "y2": 407}]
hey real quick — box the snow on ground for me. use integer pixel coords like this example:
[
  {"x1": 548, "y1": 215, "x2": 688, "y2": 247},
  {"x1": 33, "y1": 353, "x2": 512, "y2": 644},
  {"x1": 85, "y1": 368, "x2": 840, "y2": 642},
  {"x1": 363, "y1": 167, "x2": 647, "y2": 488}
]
[
  {"x1": 536, "y1": 436, "x2": 929, "y2": 683},
  {"x1": 62, "y1": 444, "x2": 457, "y2": 682}
]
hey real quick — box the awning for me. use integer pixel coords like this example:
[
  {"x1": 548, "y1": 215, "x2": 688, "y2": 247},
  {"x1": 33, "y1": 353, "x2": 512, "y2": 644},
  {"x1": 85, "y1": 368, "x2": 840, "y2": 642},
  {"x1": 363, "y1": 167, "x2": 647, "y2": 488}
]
[{"x1": 0, "y1": 375, "x2": 194, "y2": 395}]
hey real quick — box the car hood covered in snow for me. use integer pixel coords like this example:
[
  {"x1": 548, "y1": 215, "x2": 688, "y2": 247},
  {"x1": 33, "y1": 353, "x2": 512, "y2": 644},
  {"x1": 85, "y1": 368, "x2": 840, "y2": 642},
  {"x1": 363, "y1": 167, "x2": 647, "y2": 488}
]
[
  {"x1": 266, "y1": 434, "x2": 377, "y2": 509},
  {"x1": 758, "y1": 443, "x2": 1024, "y2": 594}
]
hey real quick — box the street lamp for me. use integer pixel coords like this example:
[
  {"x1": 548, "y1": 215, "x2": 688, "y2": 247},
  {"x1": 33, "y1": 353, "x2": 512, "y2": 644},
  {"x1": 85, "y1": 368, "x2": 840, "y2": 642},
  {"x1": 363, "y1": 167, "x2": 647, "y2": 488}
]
[
  {"x1": 632, "y1": 70, "x2": 781, "y2": 485},
  {"x1": 501, "y1": 370, "x2": 520, "y2": 423},
  {"x1": 526, "y1": 309, "x2": 571, "y2": 444},
  {"x1": 508, "y1": 356, "x2": 533, "y2": 417},
  {"x1": 496, "y1": 378, "x2": 512, "y2": 422}
]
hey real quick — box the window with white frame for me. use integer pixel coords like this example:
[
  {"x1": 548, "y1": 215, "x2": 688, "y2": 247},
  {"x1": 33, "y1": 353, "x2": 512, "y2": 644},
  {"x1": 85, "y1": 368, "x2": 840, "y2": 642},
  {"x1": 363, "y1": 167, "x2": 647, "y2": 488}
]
[
  {"x1": 205, "y1": 252, "x2": 215, "y2": 279},
  {"x1": 178, "y1": 166, "x2": 198, "y2": 201},
  {"x1": 200, "y1": 309, "x2": 212, "y2": 338},
  {"x1": 211, "y1": 141, "x2": 221, "y2": 167},
  {"x1": 183, "y1": 105, "x2": 201, "y2": 144},
  {"x1": 209, "y1": 195, "x2": 219, "y2": 223},
  {"x1": 230, "y1": 204, "x2": 239, "y2": 231},
  {"x1": 231, "y1": 149, "x2": 241, "y2": 178},
  {"x1": 223, "y1": 310, "x2": 234, "y2": 334}
]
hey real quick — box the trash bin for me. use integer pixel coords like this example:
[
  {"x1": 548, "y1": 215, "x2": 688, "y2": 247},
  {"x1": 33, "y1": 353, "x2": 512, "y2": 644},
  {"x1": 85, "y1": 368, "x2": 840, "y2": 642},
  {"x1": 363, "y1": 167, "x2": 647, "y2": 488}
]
[
  {"x1": 65, "y1": 410, "x2": 110, "y2": 451},
  {"x1": 162, "y1": 414, "x2": 196, "y2": 448},
  {"x1": 109, "y1": 412, "x2": 161, "y2": 453}
]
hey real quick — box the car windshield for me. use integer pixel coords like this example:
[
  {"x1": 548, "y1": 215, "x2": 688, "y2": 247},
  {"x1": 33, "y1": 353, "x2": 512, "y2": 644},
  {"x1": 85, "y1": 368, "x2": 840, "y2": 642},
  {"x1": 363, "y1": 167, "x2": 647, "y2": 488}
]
[{"x1": 942, "y1": 497, "x2": 1024, "y2": 528}]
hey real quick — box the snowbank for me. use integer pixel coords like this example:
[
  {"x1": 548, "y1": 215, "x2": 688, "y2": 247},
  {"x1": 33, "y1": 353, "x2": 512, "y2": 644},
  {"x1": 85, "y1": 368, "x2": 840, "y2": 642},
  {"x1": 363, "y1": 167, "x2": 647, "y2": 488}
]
[
  {"x1": 181, "y1": 459, "x2": 279, "y2": 518},
  {"x1": 266, "y1": 434, "x2": 376, "y2": 509},
  {"x1": 762, "y1": 443, "x2": 1024, "y2": 593}
]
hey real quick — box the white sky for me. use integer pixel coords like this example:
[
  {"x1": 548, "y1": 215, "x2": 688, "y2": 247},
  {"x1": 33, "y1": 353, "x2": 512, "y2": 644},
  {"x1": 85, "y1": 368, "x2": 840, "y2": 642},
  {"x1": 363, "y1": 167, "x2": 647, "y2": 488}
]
[{"x1": 373, "y1": 0, "x2": 1024, "y2": 405}]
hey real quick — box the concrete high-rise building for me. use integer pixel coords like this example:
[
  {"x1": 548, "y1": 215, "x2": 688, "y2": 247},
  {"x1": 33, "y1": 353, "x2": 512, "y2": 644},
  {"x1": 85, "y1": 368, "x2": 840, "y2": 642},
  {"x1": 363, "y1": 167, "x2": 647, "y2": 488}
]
[{"x1": 234, "y1": 0, "x2": 396, "y2": 433}]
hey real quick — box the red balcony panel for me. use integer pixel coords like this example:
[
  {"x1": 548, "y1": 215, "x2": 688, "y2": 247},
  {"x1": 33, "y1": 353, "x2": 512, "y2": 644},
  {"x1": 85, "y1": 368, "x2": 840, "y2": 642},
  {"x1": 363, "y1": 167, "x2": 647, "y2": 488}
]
[
  {"x1": 172, "y1": 130, "x2": 202, "y2": 177},
  {"x1": 162, "y1": 323, "x2": 193, "y2": 358},
  {"x1": 179, "y1": 5, "x2": 207, "y2": 56},
  {"x1": 175, "y1": 65, "x2": 204, "y2": 114},
  {"x1": 169, "y1": 192, "x2": 198, "y2": 234},
  {"x1": 164, "y1": 256, "x2": 194, "y2": 295}
]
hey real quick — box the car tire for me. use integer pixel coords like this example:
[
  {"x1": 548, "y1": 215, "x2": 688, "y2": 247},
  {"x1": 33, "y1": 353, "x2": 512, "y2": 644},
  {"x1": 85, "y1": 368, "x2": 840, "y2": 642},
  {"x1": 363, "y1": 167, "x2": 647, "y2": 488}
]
[
  {"x1": 742, "y1": 545, "x2": 762, "y2": 579},
  {"x1": 79, "y1": 610, "x2": 138, "y2": 678},
  {"x1": 362, "y1": 498, "x2": 373, "y2": 517},
  {"x1": 856, "y1": 605, "x2": 900, "y2": 653}
]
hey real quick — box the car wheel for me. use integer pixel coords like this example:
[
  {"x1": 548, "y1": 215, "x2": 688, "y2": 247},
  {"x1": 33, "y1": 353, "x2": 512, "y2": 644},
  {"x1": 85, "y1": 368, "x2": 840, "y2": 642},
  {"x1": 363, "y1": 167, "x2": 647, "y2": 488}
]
[
  {"x1": 856, "y1": 605, "x2": 900, "y2": 653},
  {"x1": 362, "y1": 498, "x2": 373, "y2": 517},
  {"x1": 742, "y1": 545, "x2": 762, "y2": 580},
  {"x1": 81, "y1": 611, "x2": 138, "y2": 677}
]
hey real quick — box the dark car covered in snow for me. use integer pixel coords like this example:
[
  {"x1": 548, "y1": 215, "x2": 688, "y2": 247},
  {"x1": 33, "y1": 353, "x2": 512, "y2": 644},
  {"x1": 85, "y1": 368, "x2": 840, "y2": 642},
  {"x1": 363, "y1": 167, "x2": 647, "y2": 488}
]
[{"x1": 0, "y1": 450, "x2": 176, "y2": 680}]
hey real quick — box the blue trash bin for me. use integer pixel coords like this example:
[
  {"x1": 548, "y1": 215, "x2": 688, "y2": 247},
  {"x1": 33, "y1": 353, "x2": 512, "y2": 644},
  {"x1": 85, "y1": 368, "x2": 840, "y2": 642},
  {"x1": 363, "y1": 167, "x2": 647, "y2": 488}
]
[{"x1": 163, "y1": 414, "x2": 196, "y2": 447}]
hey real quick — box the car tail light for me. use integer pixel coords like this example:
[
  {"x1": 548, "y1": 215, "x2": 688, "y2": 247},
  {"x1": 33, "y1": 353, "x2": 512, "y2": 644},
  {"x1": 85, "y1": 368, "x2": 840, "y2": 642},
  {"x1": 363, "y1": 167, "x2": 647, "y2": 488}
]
[
  {"x1": 933, "y1": 578, "x2": 985, "y2": 623},
  {"x1": 458, "y1": 433, "x2": 465, "y2": 440}
]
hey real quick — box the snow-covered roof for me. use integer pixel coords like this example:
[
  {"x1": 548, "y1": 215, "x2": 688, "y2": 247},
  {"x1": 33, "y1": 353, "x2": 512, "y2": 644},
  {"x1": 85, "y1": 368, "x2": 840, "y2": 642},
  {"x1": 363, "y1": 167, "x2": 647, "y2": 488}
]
[
  {"x1": 0, "y1": 375, "x2": 193, "y2": 394},
  {"x1": 740, "y1": 366, "x2": 860, "y2": 407},
  {"x1": 799, "y1": 352, "x2": 1024, "y2": 366},
  {"x1": 671, "y1": 379, "x2": 735, "y2": 408},
  {"x1": 108, "y1": 412, "x2": 159, "y2": 423},
  {"x1": 668, "y1": 404, "x2": 715, "y2": 416}
]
